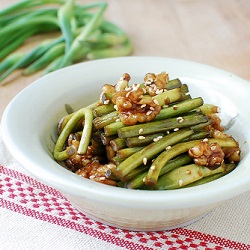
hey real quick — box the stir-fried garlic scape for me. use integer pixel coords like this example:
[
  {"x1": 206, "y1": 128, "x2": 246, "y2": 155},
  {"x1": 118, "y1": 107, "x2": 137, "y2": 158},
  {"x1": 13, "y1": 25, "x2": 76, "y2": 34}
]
[{"x1": 53, "y1": 72, "x2": 241, "y2": 189}]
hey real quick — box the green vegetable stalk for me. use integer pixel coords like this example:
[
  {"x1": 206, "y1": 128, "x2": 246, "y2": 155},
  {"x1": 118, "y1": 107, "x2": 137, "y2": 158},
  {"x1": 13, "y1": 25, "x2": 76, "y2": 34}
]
[{"x1": 0, "y1": 0, "x2": 132, "y2": 85}]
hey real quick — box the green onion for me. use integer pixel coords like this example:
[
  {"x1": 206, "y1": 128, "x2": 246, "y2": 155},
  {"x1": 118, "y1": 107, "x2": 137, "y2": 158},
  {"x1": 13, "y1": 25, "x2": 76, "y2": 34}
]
[{"x1": 0, "y1": 1, "x2": 132, "y2": 85}]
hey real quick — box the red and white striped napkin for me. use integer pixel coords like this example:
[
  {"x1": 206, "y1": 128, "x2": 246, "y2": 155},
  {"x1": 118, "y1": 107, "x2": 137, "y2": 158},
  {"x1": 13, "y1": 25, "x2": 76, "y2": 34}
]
[{"x1": 0, "y1": 130, "x2": 249, "y2": 250}]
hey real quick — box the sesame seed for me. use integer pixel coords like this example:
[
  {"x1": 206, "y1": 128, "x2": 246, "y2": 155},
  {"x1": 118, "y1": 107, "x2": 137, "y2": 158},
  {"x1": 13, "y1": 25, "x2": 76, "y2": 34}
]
[
  {"x1": 166, "y1": 131, "x2": 170, "y2": 134},
  {"x1": 146, "y1": 110, "x2": 152, "y2": 116},
  {"x1": 107, "y1": 163, "x2": 116, "y2": 169},
  {"x1": 186, "y1": 170, "x2": 191, "y2": 175},
  {"x1": 89, "y1": 175, "x2": 95, "y2": 180},
  {"x1": 176, "y1": 117, "x2": 184, "y2": 123},
  {"x1": 99, "y1": 177, "x2": 106, "y2": 181},
  {"x1": 153, "y1": 99, "x2": 159, "y2": 105},
  {"x1": 125, "y1": 87, "x2": 132, "y2": 91},
  {"x1": 114, "y1": 105, "x2": 118, "y2": 110},
  {"x1": 103, "y1": 100, "x2": 110, "y2": 105},
  {"x1": 142, "y1": 177, "x2": 146, "y2": 183},
  {"x1": 211, "y1": 145, "x2": 217, "y2": 151},
  {"x1": 173, "y1": 128, "x2": 179, "y2": 131},
  {"x1": 151, "y1": 165, "x2": 155, "y2": 171},
  {"x1": 139, "y1": 128, "x2": 144, "y2": 134},
  {"x1": 203, "y1": 138, "x2": 209, "y2": 142},
  {"x1": 125, "y1": 92, "x2": 130, "y2": 98},
  {"x1": 156, "y1": 89, "x2": 164, "y2": 95},
  {"x1": 166, "y1": 146, "x2": 171, "y2": 150},
  {"x1": 141, "y1": 104, "x2": 146, "y2": 108},
  {"x1": 178, "y1": 180, "x2": 183, "y2": 186},
  {"x1": 138, "y1": 136, "x2": 146, "y2": 140},
  {"x1": 143, "y1": 157, "x2": 147, "y2": 165},
  {"x1": 116, "y1": 118, "x2": 120, "y2": 122},
  {"x1": 153, "y1": 136, "x2": 163, "y2": 142},
  {"x1": 150, "y1": 106, "x2": 155, "y2": 111}
]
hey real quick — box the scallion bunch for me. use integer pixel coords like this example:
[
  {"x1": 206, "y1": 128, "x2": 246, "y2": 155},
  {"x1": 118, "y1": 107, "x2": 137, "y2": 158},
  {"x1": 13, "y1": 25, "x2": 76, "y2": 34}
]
[{"x1": 0, "y1": 0, "x2": 133, "y2": 85}]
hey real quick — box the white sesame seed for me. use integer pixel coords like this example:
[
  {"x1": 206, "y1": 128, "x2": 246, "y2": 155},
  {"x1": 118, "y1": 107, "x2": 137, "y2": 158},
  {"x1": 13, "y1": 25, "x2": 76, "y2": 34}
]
[
  {"x1": 151, "y1": 165, "x2": 155, "y2": 171},
  {"x1": 146, "y1": 110, "x2": 152, "y2": 116},
  {"x1": 107, "y1": 163, "x2": 116, "y2": 169},
  {"x1": 166, "y1": 146, "x2": 171, "y2": 150},
  {"x1": 166, "y1": 131, "x2": 170, "y2": 134},
  {"x1": 138, "y1": 136, "x2": 146, "y2": 140},
  {"x1": 156, "y1": 89, "x2": 164, "y2": 95},
  {"x1": 150, "y1": 106, "x2": 155, "y2": 111},
  {"x1": 89, "y1": 175, "x2": 95, "y2": 180},
  {"x1": 99, "y1": 177, "x2": 106, "y2": 181},
  {"x1": 142, "y1": 177, "x2": 146, "y2": 183},
  {"x1": 153, "y1": 99, "x2": 159, "y2": 105},
  {"x1": 114, "y1": 105, "x2": 118, "y2": 110},
  {"x1": 125, "y1": 87, "x2": 132, "y2": 91},
  {"x1": 186, "y1": 170, "x2": 191, "y2": 175},
  {"x1": 103, "y1": 100, "x2": 110, "y2": 105},
  {"x1": 176, "y1": 117, "x2": 184, "y2": 123},
  {"x1": 139, "y1": 128, "x2": 144, "y2": 134},
  {"x1": 116, "y1": 118, "x2": 120, "y2": 122},
  {"x1": 173, "y1": 128, "x2": 179, "y2": 131},
  {"x1": 143, "y1": 157, "x2": 147, "y2": 165},
  {"x1": 178, "y1": 179, "x2": 183, "y2": 186},
  {"x1": 203, "y1": 138, "x2": 209, "y2": 142},
  {"x1": 125, "y1": 92, "x2": 130, "y2": 98},
  {"x1": 141, "y1": 104, "x2": 146, "y2": 108}
]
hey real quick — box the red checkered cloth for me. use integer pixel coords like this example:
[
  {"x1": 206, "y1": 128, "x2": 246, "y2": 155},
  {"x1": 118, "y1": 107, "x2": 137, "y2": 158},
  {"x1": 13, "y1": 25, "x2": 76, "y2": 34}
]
[{"x1": 0, "y1": 132, "x2": 249, "y2": 250}]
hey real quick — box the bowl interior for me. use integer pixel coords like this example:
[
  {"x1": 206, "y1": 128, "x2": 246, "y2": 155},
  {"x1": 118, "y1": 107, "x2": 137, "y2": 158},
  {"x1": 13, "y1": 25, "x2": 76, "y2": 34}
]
[{"x1": 2, "y1": 57, "x2": 250, "y2": 208}]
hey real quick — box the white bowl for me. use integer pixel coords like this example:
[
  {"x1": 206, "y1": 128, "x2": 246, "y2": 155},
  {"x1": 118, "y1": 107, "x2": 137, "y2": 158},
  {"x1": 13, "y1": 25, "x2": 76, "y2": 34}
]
[{"x1": 2, "y1": 57, "x2": 250, "y2": 231}]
